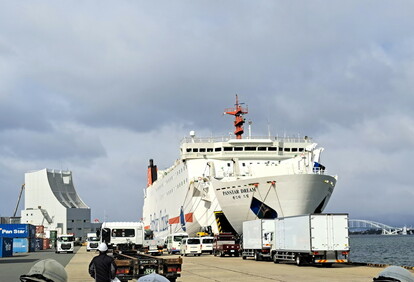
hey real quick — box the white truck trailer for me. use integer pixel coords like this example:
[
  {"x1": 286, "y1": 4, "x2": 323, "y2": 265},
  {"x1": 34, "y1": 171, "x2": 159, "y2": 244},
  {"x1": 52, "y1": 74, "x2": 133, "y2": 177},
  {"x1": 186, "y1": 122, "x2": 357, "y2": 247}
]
[
  {"x1": 241, "y1": 219, "x2": 274, "y2": 261},
  {"x1": 271, "y1": 214, "x2": 349, "y2": 266}
]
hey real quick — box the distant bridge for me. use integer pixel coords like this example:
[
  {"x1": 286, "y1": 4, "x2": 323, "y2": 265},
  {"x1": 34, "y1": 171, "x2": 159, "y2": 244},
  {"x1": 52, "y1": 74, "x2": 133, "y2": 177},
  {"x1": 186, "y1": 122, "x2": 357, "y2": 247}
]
[{"x1": 349, "y1": 219, "x2": 412, "y2": 235}]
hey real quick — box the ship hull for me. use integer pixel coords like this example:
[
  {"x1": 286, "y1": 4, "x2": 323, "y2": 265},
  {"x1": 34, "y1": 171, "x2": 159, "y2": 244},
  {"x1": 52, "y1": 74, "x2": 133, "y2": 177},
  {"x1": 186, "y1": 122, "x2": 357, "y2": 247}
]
[
  {"x1": 143, "y1": 172, "x2": 336, "y2": 237},
  {"x1": 211, "y1": 174, "x2": 336, "y2": 234}
]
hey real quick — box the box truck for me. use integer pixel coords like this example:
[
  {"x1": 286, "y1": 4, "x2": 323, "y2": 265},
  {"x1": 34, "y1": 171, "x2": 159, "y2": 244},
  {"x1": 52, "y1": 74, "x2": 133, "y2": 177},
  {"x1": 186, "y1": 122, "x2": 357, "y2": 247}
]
[
  {"x1": 241, "y1": 219, "x2": 274, "y2": 261},
  {"x1": 100, "y1": 222, "x2": 145, "y2": 252},
  {"x1": 271, "y1": 214, "x2": 349, "y2": 266}
]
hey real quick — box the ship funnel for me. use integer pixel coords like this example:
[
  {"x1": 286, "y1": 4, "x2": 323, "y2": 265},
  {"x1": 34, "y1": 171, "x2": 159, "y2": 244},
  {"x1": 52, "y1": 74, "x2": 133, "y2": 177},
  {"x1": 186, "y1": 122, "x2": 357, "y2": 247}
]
[{"x1": 147, "y1": 159, "x2": 158, "y2": 187}]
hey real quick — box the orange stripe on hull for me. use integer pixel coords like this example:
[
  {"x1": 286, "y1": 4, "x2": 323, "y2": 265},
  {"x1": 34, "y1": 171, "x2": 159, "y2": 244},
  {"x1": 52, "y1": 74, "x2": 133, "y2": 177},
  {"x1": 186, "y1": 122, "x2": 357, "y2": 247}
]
[
  {"x1": 185, "y1": 213, "x2": 193, "y2": 222},
  {"x1": 169, "y1": 217, "x2": 180, "y2": 224},
  {"x1": 168, "y1": 212, "x2": 194, "y2": 225}
]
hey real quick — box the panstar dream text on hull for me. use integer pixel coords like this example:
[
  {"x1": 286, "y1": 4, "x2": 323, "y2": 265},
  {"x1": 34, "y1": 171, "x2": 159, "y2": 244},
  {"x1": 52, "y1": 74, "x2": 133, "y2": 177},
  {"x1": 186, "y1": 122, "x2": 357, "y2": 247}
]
[{"x1": 142, "y1": 96, "x2": 337, "y2": 238}]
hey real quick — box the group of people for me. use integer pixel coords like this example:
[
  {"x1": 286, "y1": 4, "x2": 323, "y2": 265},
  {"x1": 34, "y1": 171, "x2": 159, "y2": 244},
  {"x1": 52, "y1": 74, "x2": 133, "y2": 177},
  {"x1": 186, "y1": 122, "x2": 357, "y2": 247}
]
[{"x1": 18, "y1": 242, "x2": 414, "y2": 282}]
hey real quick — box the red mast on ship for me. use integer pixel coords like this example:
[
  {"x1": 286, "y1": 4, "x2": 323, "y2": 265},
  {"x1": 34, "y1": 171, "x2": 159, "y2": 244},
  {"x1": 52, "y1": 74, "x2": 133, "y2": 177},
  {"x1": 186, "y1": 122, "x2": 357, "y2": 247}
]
[{"x1": 224, "y1": 95, "x2": 248, "y2": 139}]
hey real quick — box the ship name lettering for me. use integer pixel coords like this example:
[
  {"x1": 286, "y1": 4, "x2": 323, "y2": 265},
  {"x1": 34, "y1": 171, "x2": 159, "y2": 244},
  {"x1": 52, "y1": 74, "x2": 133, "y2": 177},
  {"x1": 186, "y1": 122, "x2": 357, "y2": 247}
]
[
  {"x1": 222, "y1": 190, "x2": 240, "y2": 196},
  {"x1": 240, "y1": 187, "x2": 257, "y2": 193},
  {"x1": 222, "y1": 187, "x2": 257, "y2": 196}
]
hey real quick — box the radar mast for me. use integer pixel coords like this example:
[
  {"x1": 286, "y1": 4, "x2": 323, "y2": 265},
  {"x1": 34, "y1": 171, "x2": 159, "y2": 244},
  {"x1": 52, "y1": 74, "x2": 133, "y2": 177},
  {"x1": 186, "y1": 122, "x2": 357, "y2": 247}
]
[{"x1": 224, "y1": 95, "x2": 248, "y2": 139}]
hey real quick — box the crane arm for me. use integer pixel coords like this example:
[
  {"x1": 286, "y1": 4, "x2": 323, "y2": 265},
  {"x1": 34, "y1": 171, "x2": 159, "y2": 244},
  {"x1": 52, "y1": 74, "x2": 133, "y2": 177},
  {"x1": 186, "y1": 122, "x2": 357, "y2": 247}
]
[{"x1": 13, "y1": 184, "x2": 25, "y2": 217}]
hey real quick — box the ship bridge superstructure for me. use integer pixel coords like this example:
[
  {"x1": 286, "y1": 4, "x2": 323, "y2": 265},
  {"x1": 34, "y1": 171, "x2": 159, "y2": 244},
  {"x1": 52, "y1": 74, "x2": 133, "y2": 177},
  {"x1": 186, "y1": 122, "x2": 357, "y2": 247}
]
[{"x1": 180, "y1": 135, "x2": 315, "y2": 161}]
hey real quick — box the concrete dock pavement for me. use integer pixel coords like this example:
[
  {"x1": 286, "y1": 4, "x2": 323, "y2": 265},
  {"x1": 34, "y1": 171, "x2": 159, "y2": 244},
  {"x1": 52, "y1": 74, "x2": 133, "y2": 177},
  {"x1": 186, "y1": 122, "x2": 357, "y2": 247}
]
[
  {"x1": 66, "y1": 247, "x2": 413, "y2": 282},
  {"x1": 65, "y1": 245, "x2": 96, "y2": 281}
]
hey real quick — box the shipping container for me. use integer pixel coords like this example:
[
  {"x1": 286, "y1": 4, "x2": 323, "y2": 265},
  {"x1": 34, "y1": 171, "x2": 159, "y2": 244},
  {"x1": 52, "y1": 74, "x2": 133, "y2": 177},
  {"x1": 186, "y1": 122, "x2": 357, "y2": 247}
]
[
  {"x1": 0, "y1": 224, "x2": 36, "y2": 238},
  {"x1": 50, "y1": 230, "x2": 57, "y2": 239},
  {"x1": 43, "y1": 238, "x2": 50, "y2": 250},
  {"x1": 36, "y1": 225, "x2": 44, "y2": 234},
  {"x1": 13, "y1": 238, "x2": 35, "y2": 253},
  {"x1": 35, "y1": 238, "x2": 43, "y2": 250},
  {"x1": 0, "y1": 237, "x2": 13, "y2": 257}
]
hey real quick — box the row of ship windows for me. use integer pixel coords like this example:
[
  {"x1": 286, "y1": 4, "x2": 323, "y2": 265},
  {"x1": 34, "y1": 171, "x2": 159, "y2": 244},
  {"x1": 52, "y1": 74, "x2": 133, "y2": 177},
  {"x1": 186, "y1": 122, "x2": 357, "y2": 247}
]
[
  {"x1": 176, "y1": 167, "x2": 186, "y2": 176},
  {"x1": 185, "y1": 147, "x2": 305, "y2": 153},
  {"x1": 166, "y1": 179, "x2": 188, "y2": 196}
]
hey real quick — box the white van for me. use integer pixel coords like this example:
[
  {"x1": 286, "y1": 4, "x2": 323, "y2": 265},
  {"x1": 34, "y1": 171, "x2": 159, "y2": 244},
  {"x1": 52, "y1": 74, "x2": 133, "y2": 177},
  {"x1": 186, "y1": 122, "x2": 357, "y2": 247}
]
[
  {"x1": 180, "y1": 237, "x2": 202, "y2": 256},
  {"x1": 56, "y1": 234, "x2": 75, "y2": 254},
  {"x1": 86, "y1": 232, "x2": 100, "y2": 252},
  {"x1": 200, "y1": 236, "x2": 214, "y2": 254},
  {"x1": 165, "y1": 233, "x2": 188, "y2": 254}
]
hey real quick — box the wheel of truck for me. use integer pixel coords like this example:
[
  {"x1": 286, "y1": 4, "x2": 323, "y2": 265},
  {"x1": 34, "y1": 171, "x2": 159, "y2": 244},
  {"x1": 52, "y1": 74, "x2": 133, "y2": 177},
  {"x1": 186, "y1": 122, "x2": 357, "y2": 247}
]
[
  {"x1": 242, "y1": 255, "x2": 246, "y2": 260},
  {"x1": 295, "y1": 255, "x2": 302, "y2": 266},
  {"x1": 254, "y1": 252, "x2": 261, "y2": 261},
  {"x1": 214, "y1": 250, "x2": 217, "y2": 256}
]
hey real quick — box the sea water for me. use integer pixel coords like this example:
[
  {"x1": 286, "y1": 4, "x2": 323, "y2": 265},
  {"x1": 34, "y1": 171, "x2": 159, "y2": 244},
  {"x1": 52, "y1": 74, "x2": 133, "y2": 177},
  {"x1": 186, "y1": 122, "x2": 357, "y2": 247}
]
[{"x1": 349, "y1": 235, "x2": 414, "y2": 267}]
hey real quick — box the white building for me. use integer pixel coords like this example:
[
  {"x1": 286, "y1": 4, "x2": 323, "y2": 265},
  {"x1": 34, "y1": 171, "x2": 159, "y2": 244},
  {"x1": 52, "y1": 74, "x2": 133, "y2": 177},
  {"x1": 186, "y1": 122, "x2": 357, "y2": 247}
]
[{"x1": 21, "y1": 168, "x2": 92, "y2": 239}]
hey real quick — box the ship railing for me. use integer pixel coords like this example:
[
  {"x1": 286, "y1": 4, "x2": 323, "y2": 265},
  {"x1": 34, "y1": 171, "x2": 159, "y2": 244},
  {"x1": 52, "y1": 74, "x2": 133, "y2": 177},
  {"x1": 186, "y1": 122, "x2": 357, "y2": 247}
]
[
  {"x1": 181, "y1": 135, "x2": 313, "y2": 144},
  {"x1": 218, "y1": 168, "x2": 329, "y2": 178}
]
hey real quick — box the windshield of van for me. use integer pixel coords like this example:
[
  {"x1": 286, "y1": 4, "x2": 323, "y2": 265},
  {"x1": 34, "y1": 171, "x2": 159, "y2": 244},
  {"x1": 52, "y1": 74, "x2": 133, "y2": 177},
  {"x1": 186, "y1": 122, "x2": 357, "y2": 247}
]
[
  {"x1": 173, "y1": 235, "x2": 188, "y2": 242},
  {"x1": 59, "y1": 236, "x2": 74, "y2": 242},
  {"x1": 187, "y1": 238, "x2": 200, "y2": 244},
  {"x1": 202, "y1": 238, "x2": 213, "y2": 243},
  {"x1": 112, "y1": 229, "x2": 135, "y2": 237},
  {"x1": 88, "y1": 236, "x2": 99, "y2": 241}
]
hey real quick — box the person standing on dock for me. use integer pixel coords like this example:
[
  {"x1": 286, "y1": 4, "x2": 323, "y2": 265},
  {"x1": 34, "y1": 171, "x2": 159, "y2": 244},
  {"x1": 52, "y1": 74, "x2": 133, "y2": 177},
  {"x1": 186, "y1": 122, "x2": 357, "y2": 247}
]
[{"x1": 88, "y1": 242, "x2": 117, "y2": 282}]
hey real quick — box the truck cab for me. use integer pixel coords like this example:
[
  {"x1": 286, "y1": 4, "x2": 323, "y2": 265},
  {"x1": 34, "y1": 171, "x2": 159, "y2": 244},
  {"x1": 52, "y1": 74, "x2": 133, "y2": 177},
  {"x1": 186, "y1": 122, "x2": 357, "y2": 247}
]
[
  {"x1": 86, "y1": 232, "x2": 100, "y2": 252},
  {"x1": 100, "y1": 222, "x2": 144, "y2": 252},
  {"x1": 56, "y1": 234, "x2": 75, "y2": 253},
  {"x1": 213, "y1": 233, "x2": 240, "y2": 257}
]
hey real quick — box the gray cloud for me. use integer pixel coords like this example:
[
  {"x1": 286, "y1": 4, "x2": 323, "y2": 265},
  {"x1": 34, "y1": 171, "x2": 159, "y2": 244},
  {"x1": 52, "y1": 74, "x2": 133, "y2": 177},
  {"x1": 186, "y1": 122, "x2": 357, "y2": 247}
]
[{"x1": 0, "y1": 1, "x2": 413, "y2": 226}]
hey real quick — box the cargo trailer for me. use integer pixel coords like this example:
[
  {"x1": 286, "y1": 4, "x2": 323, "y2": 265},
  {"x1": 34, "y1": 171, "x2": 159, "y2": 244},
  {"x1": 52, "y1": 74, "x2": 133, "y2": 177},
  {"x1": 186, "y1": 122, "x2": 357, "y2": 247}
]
[
  {"x1": 241, "y1": 219, "x2": 273, "y2": 261},
  {"x1": 271, "y1": 214, "x2": 349, "y2": 266}
]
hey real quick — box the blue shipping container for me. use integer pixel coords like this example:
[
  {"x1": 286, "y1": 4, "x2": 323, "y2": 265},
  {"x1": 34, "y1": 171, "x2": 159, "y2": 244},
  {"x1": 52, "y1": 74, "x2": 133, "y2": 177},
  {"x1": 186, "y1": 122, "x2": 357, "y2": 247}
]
[
  {"x1": 0, "y1": 224, "x2": 36, "y2": 238},
  {"x1": 0, "y1": 237, "x2": 13, "y2": 257},
  {"x1": 13, "y1": 238, "x2": 35, "y2": 253},
  {"x1": 35, "y1": 238, "x2": 43, "y2": 250}
]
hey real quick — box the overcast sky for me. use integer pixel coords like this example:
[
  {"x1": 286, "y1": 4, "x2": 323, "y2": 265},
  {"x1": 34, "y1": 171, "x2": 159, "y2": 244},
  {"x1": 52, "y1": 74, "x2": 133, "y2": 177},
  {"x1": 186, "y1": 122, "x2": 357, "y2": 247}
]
[{"x1": 1, "y1": 1, "x2": 413, "y2": 227}]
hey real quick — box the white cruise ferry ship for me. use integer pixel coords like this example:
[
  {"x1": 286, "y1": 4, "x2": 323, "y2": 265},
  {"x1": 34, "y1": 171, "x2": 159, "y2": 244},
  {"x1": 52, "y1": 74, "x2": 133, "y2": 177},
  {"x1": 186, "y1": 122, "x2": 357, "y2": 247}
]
[{"x1": 142, "y1": 97, "x2": 337, "y2": 238}]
